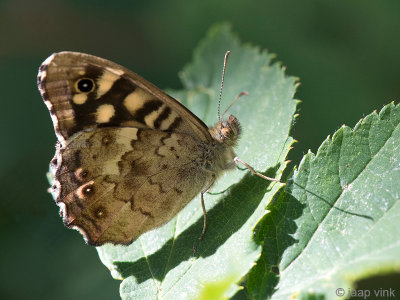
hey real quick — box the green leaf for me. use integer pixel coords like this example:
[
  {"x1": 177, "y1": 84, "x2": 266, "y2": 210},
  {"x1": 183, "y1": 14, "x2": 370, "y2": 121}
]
[
  {"x1": 96, "y1": 24, "x2": 297, "y2": 299},
  {"x1": 248, "y1": 102, "x2": 400, "y2": 299},
  {"x1": 199, "y1": 274, "x2": 240, "y2": 300}
]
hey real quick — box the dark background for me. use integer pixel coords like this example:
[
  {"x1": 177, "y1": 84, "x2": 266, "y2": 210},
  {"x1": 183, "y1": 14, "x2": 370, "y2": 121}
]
[{"x1": 1, "y1": 0, "x2": 399, "y2": 299}]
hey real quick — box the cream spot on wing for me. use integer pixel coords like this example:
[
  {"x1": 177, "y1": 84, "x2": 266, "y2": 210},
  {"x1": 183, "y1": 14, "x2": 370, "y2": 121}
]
[
  {"x1": 96, "y1": 71, "x2": 120, "y2": 99},
  {"x1": 144, "y1": 104, "x2": 165, "y2": 129},
  {"x1": 73, "y1": 93, "x2": 88, "y2": 105},
  {"x1": 158, "y1": 133, "x2": 181, "y2": 156},
  {"x1": 99, "y1": 127, "x2": 139, "y2": 176},
  {"x1": 96, "y1": 104, "x2": 115, "y2": 123},
  {"x1": 117, "y1": 128, "x2": 139, "y2": 143},
  {"x1": 106, "y1": 66, "x2": 124, "y2": 75},
  {"x1": 78, "y1": 70, "x2": 85, "y2": 75},
  {"x1": 159, "y1": 110, "x2": 179, "y2": 131},
  {"x1": 102, "y1": 163, "x2": 120, "y2": 175},
  {"x1": 123, "y1": 88, "x2": 152, "y2": 114}
]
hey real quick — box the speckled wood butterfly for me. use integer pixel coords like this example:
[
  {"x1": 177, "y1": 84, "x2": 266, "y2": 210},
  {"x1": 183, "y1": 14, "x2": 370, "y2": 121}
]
[{"x1": 37, "y1": 51, "x2": 278, "y2": 246}]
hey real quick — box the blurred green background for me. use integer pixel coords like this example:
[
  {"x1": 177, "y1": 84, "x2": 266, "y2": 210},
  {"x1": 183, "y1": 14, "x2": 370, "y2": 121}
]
[{"x1": 1, "y1": 0, "x2": 399, "y2": 299}]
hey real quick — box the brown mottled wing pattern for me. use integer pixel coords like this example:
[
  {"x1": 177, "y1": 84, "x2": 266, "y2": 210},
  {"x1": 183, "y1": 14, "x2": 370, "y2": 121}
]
[
  {"x1": 53, "y1": 127, "x2": 212, "y2": 245},
  {"x1": 37, "y1": 52, "x2": 216, "y2": 245}
]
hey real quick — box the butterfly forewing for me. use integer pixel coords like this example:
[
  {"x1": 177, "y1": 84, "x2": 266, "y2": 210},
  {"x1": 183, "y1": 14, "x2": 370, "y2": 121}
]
[{"x1": 37, "y1": 52, "x2": 212, "y2": 146}]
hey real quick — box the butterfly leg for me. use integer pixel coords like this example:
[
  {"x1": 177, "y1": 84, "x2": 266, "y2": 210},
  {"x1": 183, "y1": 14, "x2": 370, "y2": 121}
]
[
  {"x1": 192, "y1": 192, "x2": 207, "y2": 254},
  {"x1": 233, "y1": 157, "x2": 281, "y2": 182},
  {"x1": 198, "y1": 176, "x2": 216, "y2": 241},
  {"x1": 199, "y1": 191, "x2": 207, "y2": 241}
]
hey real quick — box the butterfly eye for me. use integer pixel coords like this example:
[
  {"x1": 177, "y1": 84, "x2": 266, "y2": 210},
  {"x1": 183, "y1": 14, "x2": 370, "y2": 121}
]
[{"x1": 76, "y1": 78, "x2": 95, "y2": 93}]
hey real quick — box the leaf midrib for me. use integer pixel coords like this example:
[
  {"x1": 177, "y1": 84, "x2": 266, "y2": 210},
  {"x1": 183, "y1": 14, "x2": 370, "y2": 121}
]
[{"x1": 276, "y1": 114, "x2": 399, "y2": 293}]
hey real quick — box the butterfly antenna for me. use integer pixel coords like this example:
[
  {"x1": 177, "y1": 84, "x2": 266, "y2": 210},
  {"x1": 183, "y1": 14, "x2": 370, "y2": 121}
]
[
  {"x1": 222, "y1": 91, "x2": 249, "y2": 119},
  {"x1": 218, "y1": 51, "x2": 231, "y2": 127}
]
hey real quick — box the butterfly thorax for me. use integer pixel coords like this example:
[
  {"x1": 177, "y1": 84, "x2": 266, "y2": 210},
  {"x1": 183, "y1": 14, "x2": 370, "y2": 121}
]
[{"x1": 204, "y1": 114, "x2": 241, "y2": 175}]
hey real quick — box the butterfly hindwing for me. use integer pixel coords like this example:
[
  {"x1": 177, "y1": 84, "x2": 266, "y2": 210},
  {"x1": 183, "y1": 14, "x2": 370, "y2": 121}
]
[{"x1": 53, "y1": 127, "x2": 211, "y2": 245}]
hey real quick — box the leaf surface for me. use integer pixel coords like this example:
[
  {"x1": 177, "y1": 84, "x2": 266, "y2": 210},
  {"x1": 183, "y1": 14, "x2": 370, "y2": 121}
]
[{"x1": 248, "y1": 102, "x2": 400, "y2": 300}]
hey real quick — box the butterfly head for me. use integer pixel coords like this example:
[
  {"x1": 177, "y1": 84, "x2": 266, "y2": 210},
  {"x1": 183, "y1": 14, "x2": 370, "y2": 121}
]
[{"x1": 210, "y1": 114, "x2": 241, "y2": 147}]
